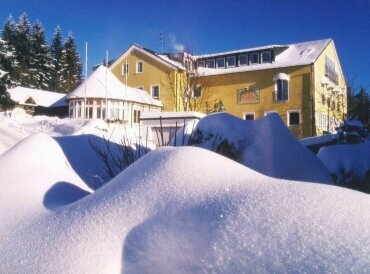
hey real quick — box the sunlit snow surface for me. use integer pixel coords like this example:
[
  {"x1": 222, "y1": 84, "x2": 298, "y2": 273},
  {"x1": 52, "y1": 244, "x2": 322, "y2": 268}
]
[{"x1": 0, "y1": 132, "x2": 369, "y2": 273}]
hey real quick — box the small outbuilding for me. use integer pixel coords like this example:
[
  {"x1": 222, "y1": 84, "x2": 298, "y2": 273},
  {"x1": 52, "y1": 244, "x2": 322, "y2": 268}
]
[
  {"x1": 140, "y1": 111, "x2": 205, "y2": 146},
  {"x1": 7, "y1": 86, "x2": 68, "y2": 117},
  {"x1": 67, "y1": 66, "x2": 162, "y2": 127}
]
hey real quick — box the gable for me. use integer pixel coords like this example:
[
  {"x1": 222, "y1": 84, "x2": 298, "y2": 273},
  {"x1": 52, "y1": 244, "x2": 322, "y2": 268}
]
[
  {"x1": 109, "y1": 44, "x2": 179, "y2": 72},
  {"x1": 25, "y1": 96, "x2": 36, "y2": 105}
]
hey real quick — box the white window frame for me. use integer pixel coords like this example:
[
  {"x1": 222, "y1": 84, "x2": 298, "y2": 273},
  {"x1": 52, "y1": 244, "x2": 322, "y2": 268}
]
[
  {"x1": 274, "y1": 79, "x2": 289, "y2": 101},
  {"x1": 227, "y1": 56, "x2": 236, "y2": 68},
  {"x1": 216, "y1": 57, "x2": 225, "y2": 68},
  {"x1": 151, "y1": 84, "x2": 160, "y2": 99},
  {"x1": 249, "y1": 53, "x2": 259, "y2": 64},
  {"x1": 206, "y1": 59, "x2": 215, "y2": 68},
  {"x1": 133, "y1": 109, "x2": 141, "y2": 124},
  {"x1": 122, "y1": 63, "x2": 129, "y2": 76},
  {"x1": 238, "y1": 54, "x2": 248, "y2": 66},
  {"x1": 287, "y1": 110, "x2": 301, "y2": 126},
  {"x1": 261, "y1": 51, "x2": 272, "y2": 63},
  {"x1": 243, "y1": 112, "x2": 255, "y2": 120},
  {"x1": 136, "y1": 61, "x2": 143, "y2": 74}
]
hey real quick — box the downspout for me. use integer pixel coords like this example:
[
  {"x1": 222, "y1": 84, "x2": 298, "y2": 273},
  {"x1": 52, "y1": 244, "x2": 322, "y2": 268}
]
[
  {"x1": 311, "y1": 63, "x2": 316, "y2": 136},
  {"x1": 174, "y1": 71, "x2": 178, "y2": 111}
]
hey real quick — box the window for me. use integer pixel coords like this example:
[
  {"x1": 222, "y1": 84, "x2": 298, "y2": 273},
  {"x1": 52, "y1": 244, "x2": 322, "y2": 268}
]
[
  {"x1": 198, "y1": 60, "x2": 205, "y2": 67},
  {"x1": 325, "y1": 55, "x2": 338, "y2": 84},
  {"x1": 206, "y1": 59, "x2": 215, "y2": 68},
  {"x1": 151, "y1": 85, "x2": 160, "y2": 98},
  {"x1": 288, "y1": 110, "x2": 300, "y2": 126},
  {"x1": 321, "y1": 94, "x2": 326, "y2": 105},
  {"x1": 244, "y1": 112, "x2": 255, "y2": 120},
  {"x1": 193, "y1": 84, "x2": 201, "y2": 97},
  {"x1": 261, "y1": 51, "x2": 271, "y2": 63},
  {"x1": 69, "y1": 101, "x2": 74, "y2": 117},
  {"x1": 136, "y1": 61, "x2": 143, "y2": 73},
  {"x1": 238, "y1": 54, "x2": 248, "y2": 66},
  {"x1": 133, "y1": 109, "x2": 141, "y2": 123},
  {"x1": 86, "y1": 99, "x2": 94, "y2": 118},
  {"x1": 109, "y1": 100, "x2": 121, "y2": 120},
  {"x1": 122, "y1": 63, "x2": 129, "y2": 75},
  {"x1": 249, "y1": 53, "x2": 259, "y2": 64},
  {"x1": 77, "y1": 101, "x2": 82, "y2": 118},
  {"x1": 227, "y1": 56, "x2": 236, "y2": 67},
  {"x1": 216, "y1": 57, "x2": 225, "y2": 68},
  {"x1": 276, "y1": 79, "x2": 289, "y2": 101}
]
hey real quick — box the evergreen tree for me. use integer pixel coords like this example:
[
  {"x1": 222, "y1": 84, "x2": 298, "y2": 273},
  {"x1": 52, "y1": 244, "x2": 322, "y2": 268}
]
[
  {"x1": 354, "y1": 87, "x2": 370, "y2": 126},
  {"x1": 60, "y1": 32, "x2": 82, "y2": 93},
  {"x1": 0, "y1": 40, "x2": 14, "y2": 109},
  {"x1": 49, "y1": 26, "x2": 64, "y2": 92},
  {"x1": 1, "y1": 15, "x2": 18, "y2": 86},
  {"x1": 14, "y1": 13, "x2": 32, "y2": 87},
  {"x1": 0, "y1": 71, "x2": 14, "y2": 110},
  {"x1": 30, "y1": 20, "x2": 51, "y2": 89}
]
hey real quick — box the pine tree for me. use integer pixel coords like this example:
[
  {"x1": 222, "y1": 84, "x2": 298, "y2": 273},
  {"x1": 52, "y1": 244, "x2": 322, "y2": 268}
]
[
  {"x1": 354, "y1": 87, "x2": 370, "y2": 126},
  {"x1": 60, "y1": 32, "x2": 82, "y2": 93},
  {"x1": 14, "y1": 13, "x2": 32, "y2": 87},
  {"x1": 30, "y1": 20, "x2": 51, "y2": 89},
  {"x1": 49, "y1": 26, "x2": 64, "y2": 92},
  {"x1": 1, "y1": 15, "x2": 18, "y2": 86},
  {"x1": 0, "y1": 39, "x2": 14, "y2": 109}
]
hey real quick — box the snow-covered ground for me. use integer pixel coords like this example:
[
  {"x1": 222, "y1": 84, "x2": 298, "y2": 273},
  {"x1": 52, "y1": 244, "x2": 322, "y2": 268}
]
[{"x1": 0, "y1": 113, "x2": 369, "y2": 272}]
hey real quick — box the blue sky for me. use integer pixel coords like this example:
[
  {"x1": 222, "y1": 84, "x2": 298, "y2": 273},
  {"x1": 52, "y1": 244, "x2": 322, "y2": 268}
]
[{"x1": 0, "y1": 0, "x2": 369, "y2": 89}]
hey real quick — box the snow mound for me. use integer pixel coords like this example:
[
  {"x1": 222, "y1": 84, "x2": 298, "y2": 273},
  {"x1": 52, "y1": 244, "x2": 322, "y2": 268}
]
[
  {"x1": 318, "y1": 143, "x2": 370, "y2": 188},
  {"x1": 190, "y1": 112, "x2": 332, "y2": 183},
  {"x1": 0, "y1": 133, "x2": 90, "y2": 234},
  {"x1": 1, "y1": 146, "x2": 369, "y2": 273}
]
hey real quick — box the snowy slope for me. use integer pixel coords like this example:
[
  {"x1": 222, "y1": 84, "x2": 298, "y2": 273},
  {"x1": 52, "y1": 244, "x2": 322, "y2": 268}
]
[
  {"x1": 0, "y1": 133, "x2": 91, "y2": 235},
  {"x1": 190, "y1": 112, "x2": 333, "y2": 183},
  {"x1": 0, "y1": 138, "x2": 369, "y2": 273}
]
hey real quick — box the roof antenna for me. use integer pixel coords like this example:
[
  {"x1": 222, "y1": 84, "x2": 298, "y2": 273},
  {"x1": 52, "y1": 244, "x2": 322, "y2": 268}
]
[{"x1": 160, "y1": 30, "x2": 165, "y2": 53}]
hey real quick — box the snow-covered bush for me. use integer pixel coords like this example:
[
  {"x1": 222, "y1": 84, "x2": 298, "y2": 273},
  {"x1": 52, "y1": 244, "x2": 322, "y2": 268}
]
[{"x1": 336, "y1": 117, "x2": 368, "y2": 144}]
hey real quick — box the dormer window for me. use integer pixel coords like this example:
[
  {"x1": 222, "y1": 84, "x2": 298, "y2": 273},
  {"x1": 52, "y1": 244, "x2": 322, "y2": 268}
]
[
  {"x1": 273, "y1": 73, "x2": 290, "y2": 101},
  {"x1": 261, "y1": 51, "x2": 272, "y2": 63},
  {"x1": 239, "y1": 54, "x2": 248, "y2": 66},
  {"x1": 206, "y1": 59, "x2": 215, "y2": 68},
  {"x1": 227, "y1": 56, "x2": 236, "y2": 67},
  {"x1": 216, "y1": 58, "x2": 225, "y2": 68},
  {"x1": 249, "y1": 53, "x2": 259, "y2": 64}
]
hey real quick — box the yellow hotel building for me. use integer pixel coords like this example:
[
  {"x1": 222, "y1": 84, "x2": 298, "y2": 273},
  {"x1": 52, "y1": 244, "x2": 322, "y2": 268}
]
[{"x1": 109, "y1": 39, "x2": 346, "y2": 138}]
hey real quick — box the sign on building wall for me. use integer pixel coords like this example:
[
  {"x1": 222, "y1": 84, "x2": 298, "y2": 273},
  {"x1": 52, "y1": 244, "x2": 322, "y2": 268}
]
[{"x1": 237, "y1": 88, "x2": 260, "y2": 104}]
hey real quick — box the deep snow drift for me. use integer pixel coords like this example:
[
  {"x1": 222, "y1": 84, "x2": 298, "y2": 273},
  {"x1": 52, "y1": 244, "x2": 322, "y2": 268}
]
[
  {"x1": 318, "y1": 143, "x2": 370, "y2": 188},
  {"x1": 0, "y1": 133, "x2": 369, "y2": 273},
  {"x1": 188, "y1": 112, "x2": 333, "y2": 184}
]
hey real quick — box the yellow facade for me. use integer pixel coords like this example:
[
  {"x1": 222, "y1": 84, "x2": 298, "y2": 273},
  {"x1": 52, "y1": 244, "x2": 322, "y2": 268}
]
[
  {"x1": 109, "y1": 40, "x2": 346, "y2": 138},
  {"x1": 110, "y1": 46, "x2": 185, "y2": 112},
  {"x1": 313, "y1": 41, "x2": 347, "y2": 135},
  {"x1": 198, "y1": 65, "x2": 314, "y2": 137}
]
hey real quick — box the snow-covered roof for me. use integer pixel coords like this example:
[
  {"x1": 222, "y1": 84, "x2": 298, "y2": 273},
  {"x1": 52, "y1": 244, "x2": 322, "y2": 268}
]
[
  {"x1": 194, "y1": 44, "x2": 284, "y2": 59},
  {"x1": 7, "y1": 86, "x2": 67, "y2": 107},
  {"x1": 196, "y1": 39, "x2": 332, "y2": 76},
  {"x1": 109, "y1": 44, "x2": 185, "y2": 72},
  {"x1": 68, "y1": 65, "x2": 163, "y2": 107},
  {"x1": 156, "y1": 54, "x2": 186, "y2": 70}
]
